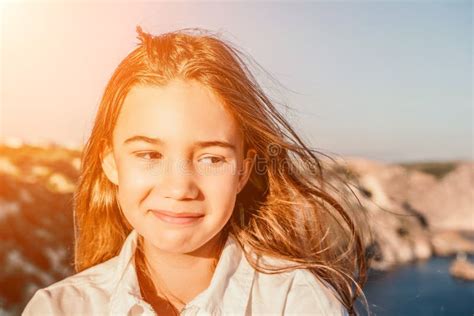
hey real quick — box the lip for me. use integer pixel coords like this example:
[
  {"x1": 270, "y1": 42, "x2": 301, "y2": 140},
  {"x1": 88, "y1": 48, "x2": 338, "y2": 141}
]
[
  {"x1": 151, "y1": 209, "x2": 204, "y2": 225},
  {"x1": 151, "y1": 209, "x2": 204, "y2": 218}
]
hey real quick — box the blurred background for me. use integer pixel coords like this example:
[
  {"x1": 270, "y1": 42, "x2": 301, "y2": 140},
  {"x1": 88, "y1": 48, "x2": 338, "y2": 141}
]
[{"x1": 0, "y1": 0, "x2": 472, "y2": 315}]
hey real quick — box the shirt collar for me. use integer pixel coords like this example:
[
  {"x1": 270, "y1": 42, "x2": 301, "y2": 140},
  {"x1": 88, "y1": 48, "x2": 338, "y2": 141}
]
[
  {"x1": 108, "y1": 229, "x2": 255, "y2": 315},
  {"x1": 108, "y1": 230, "x2": 144, "y2": 314}
]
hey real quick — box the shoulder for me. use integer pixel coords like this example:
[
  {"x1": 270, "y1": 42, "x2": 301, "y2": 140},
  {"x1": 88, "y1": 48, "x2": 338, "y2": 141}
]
[
  {"x1": 250, "y1": 257, "x2": 348, "y2": 316},
  {"x1": 285, "y1": 269, "x2": 349, "y2": 316},
  {"x1": 22, "y1": 257, "x2": 119, "y2": 315}
]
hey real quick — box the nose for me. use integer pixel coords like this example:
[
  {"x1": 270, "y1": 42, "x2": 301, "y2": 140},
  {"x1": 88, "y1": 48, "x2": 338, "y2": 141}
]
[{"x1": 156, "y1": 158, "x2": 199, "y2": 200}]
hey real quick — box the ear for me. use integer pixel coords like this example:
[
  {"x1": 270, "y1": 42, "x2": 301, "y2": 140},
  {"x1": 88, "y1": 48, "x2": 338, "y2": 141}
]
[
  {"x1": 101, "y1": 146, "x2": 119, "y2": 186},
  {"x1": 237, "y1": 148, "x2": 257, "y2": 194}
]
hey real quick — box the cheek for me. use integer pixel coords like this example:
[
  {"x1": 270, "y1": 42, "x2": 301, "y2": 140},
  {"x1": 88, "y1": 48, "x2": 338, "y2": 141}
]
[
  {"x1": 198, "y1": 170, "x2": 240, "y2": 217},
  {"x1": 116, "y1": 154, "x2": 162, "y2": 189},
  {"x1": 115, "y1": 161, "x2": 153, "y2": 217}
]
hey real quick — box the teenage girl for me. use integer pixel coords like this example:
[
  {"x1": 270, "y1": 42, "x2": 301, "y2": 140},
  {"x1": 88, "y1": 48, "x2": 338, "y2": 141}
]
[{"x1": 23, "y1": 26, "x2": 367, "y2": 316}]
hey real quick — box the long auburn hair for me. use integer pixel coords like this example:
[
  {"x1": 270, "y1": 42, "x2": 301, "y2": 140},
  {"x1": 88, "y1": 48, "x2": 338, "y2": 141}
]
[{"x1": 74, "y1": 25, "x2": 368, "y2": 314}]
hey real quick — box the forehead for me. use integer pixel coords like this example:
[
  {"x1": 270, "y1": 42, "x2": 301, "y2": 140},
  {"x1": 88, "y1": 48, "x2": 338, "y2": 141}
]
[{"x1": 113, "y1": 80, "x2": 242, "y2": 149}]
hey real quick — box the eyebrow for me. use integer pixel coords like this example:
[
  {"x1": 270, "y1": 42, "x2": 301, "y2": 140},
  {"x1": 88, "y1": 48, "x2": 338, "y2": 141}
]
[{"x1": 123, "y1": 135, "x2": 236, "y2": 151}]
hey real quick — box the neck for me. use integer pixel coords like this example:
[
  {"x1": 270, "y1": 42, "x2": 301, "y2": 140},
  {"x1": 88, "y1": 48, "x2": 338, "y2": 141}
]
[{"x1": 136, "y1": 231, "x2": 227, "y2": 307}]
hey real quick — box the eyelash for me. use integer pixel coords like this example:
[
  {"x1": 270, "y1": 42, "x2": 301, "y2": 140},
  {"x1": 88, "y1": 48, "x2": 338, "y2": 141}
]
[
  {"x1": 135, "y1": 152, "x2": 162, "y2": 161},
  {"x1": 134, "y1": 152, "x2": 225, "y2": 165}
]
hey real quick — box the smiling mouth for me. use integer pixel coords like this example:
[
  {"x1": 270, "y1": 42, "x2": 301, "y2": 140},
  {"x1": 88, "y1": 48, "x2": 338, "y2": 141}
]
[{"x1": 150, "y1": 209, "x2": 204, "y2": 225}]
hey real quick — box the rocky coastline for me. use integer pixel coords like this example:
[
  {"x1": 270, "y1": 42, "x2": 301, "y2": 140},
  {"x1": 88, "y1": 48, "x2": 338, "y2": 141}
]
[
  {"x1": 450, "y1": 253, "x2": 474, "y2": 281},
  {"x1": 322, "y1": 156, "x2": 474, "y2": 280}
]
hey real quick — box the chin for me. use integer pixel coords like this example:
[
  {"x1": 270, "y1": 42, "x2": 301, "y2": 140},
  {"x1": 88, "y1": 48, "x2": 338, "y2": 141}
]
[{"x1": 144, "y1": 230, "x2": 203, "y2": 253}]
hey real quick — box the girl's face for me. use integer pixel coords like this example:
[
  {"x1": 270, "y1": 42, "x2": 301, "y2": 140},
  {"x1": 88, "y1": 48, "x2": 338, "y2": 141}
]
[{"x1": 101, "y1": 79, "x2": 255, "y2": 254}]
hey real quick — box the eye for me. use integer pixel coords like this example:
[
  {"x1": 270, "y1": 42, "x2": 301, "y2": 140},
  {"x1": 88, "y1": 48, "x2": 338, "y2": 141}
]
[
  {"x1": 199, "y1": 156, "x2": 225, "y2": 165},
  {"x1": 135, "y1": 151, "x2": 162, "y2": 161}
]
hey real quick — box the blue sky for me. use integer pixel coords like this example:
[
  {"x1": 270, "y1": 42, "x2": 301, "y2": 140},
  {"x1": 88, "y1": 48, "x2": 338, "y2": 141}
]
[{"x1": 1, "y1": 0, "x2": 472, "y2": 163}]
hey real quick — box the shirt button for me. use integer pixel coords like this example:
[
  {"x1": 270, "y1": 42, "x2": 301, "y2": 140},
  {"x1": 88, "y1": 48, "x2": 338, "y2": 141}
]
[{"x1": 128, "y1": 304, "x2": 145, "y2": 315}]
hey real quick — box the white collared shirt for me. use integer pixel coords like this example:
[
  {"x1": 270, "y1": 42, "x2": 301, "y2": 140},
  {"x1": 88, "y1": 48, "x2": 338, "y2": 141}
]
[{"x1": 22, "y1": 229, "x2": 348, "y2": 315}]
